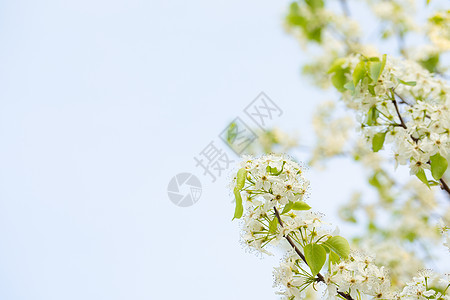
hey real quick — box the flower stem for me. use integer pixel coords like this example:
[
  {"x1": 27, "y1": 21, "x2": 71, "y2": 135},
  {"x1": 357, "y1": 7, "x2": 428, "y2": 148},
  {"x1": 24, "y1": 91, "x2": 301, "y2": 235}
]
[{"x1": 273, "y1": 207, "x2": 354, "y2": 300}]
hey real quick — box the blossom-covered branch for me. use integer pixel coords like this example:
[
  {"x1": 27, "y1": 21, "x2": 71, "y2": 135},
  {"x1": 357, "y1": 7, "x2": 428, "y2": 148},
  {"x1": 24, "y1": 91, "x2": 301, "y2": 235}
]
[{"x1": 230, "y1": 155, "x2": 450, "y2": 299}]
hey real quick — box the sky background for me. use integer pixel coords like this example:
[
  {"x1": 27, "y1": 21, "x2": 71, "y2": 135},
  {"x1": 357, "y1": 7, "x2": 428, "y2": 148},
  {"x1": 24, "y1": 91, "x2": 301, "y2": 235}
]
[{"x1": 0, "y1": 0, "x2": 448, "y2": 299}]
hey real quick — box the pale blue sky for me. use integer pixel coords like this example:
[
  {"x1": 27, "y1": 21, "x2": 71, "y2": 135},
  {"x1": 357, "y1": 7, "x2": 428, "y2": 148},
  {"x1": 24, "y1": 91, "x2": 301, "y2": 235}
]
[{"x1": 0, "y1": 1, "x2": 448, "y2": 299}]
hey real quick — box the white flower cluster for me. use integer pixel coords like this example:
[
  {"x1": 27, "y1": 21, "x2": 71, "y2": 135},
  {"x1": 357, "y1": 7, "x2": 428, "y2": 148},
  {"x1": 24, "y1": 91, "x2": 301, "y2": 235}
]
[
  {"x1": 399, "y1": 270, "x2": 450, "y2": 299},
  {"x1": 311, "y1": 101, "x2": 355, "y2": 165},
  {"x1": 285, "y1": 0, "x2": 362, "y2": 89},
  {"x1": 326, "y1": 251, "x2": 392, "y2": 299},
  {"x1": 273, "y1": 251, "x2": 313, "y2": 299},
  {"x1": 337, "y1": 54, "x2": 450, "y2": 181},
  {"x1": 232, "y1": 154, "x2": 313, "y2": 253},
  {"x1": 428, "y1": 10, "x2": 450, "y2": 51},
  {"x1": 360, "y1": 240, "x2": 424, "y2": 288},
  {"x1": 366, "y1": 0, "x2": 418, "y2": 38},
  {"x1": 250, "y1": 128, "x2": 299, "y2": 154},
  {"x1": 231, "y1": 155, "x2": 450, "y2": 300}
]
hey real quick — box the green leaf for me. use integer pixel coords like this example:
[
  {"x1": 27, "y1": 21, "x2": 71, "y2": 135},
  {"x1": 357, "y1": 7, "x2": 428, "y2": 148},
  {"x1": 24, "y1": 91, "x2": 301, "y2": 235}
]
[
  {"x1": 306, "y1": 27, "x2": 322, "y2": 43},
  {"x1": 304, "y1": 243, "x2": 326, "y2": 276},
  {"x1": 352, "y1": 61, "x2": 366, "y2": 86},
  {"x1": 282, "y1": 201, "x2": 294, "y2": 214},
  {"x1": 233, "y1": 190, "x2": 244, "y2": 220},
  {"x1": 381, "y1": 54, "x2": 387, "y2": 75},
  {"x1": 416, "y1": 169, "x2": 430, "y2": 188},
  {"x1": 292, "y1": 201, "x2": 312, "y2": 211},
  {"x1": 226, "y1": 122, "x2": 237, "y2": 144},
  {"x1": 329, "y1": 250, "x2": 340, "y2": 264},
  {"x1": 327, "y1": 58, "x2": 346, "y2": 74},
  {"x1": 331, "y1": 71, "x2": 348, "y2": 92},
  {"x1": 397, "y1": 78, "x2": 417, "y2": 86},
  {"x1": 344, "y1": 81, "x2": 355, "y2": 92},
  {"x1": 368, "y1": 55, "x2": 386, "y2": 82},
  {"x1": 286, "y1": 2, "x2": 306, "y2": 27},
  {"x1": 429, "y1": 180, "x2": 441, "y2": 186},
  {"x1": 430, "y1": 153, "x2": 448, "y2": 180},
  {"x1": 305, "y1": 0, "x2": 324, "y2": 10},
  {"x1": 420, "y1": 54, "x2": 439, "y2": 73},
  {"x1": 235, "y1": 168, "x2": 247, "y2": 191},
  {"x1": 269, "y1": 217, "x2": 279, "y2": 234},
  {"x1": 367, "y1": 106, "x2": 379, "y2": 125},
  {"x1": 368, "y1": 61, "x2": 383, "y2": 81},
  {"x1": 368, "y1": 172, "x2": 382, "y2": 189},
  {"x1": 372, "y1": 131, "x2": 387, "y2": 152},
  {"x1": 368, "y1": 84, "x2": 376, "y2": 96},
  {"x1": 266, "y1": 165, "x2": 277, "y2": 174},
  {"x1": 270, "y1": 161, "x2": 286, "y2": 176},
  {"x1": 322, "y1": 236, "x2": 350, "y2": 259},
  {"x1": 328, "y1": 59, "x2": 350, "y2": 92}
]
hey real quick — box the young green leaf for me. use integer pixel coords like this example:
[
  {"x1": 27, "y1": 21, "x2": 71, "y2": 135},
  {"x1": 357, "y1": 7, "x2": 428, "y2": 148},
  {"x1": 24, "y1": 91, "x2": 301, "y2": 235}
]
[
  {"x1": 430, "y1": 153, "x2": 448, "y2": 180},
  {"x1": 328, "y1": 59, "x2": 349, "y2": 92},
  {"x1": 266, "y1": 165, "x2": 278, "y2": 175},
  {"x1": 235, "y1": 168, "x2": 247, "y2": 191},
  {"x1": 420, "y1": 54, "x2": 439, "y2": 73},
  {"x1": 344, "y1": 81, "x2": 355, "y2": 92},
  {"x1": 368, "y1": 55, "x2": 386, "y2": 82},
  {"x1": 353, "y1": 61, "x2": 366, "y2": 86},
  {"x1": 271, "y1": 161, "x2": 286, "y2": 176},
  {"x1": 233, "y1": 190, "x2": 244, "y2": 220},
  {"x1": 329, "y1": 250, "x2": 340, "y2": 264},
  {"x1": 322, "y1": 236, "x2": 350, "y2": 259},
  {"x1": 380, "y1": 54, "x2": 387, "y2": 76},
  {"x1": 304, "y1": 243, "x2": 326, "y2": 276},
  {"x1": 269, "y1": 216, "x2": 279, "y2": 234},
  {"x1": 368, "y1": 84, "x2": 376, "y2": 96},
  {"x1": 331, "y1": 70, "x2": 348, "y2": 92},
  {"x1": 397, "y1": 78, "x2": 417, "y2": 86},
  {"x1": 292, "y1": 201, "x2": 312, "y2": 211},
  {"x1": 226, "y1": 122, "x2": 237, "y2": 144},
  {"x1": 286, "y1": 2, "x2": 306, "y2": 27},
  {"x1": 282, "y1": 201, "x2": 294, "y2": 214},
  {"x1": 372, "y1": 131, "x2": 387, "y2": 152},
  {"x1": 367, "y1": 106, "x2": 379, "y2": 125},
  {"x1": 368, "y1": 61, "x2": 383, "y2": 81},
  {"x1": 327, "y1": 58, "x2": 346, "y2": 74},
  {"x1": 416, "y1": 169, "x2": 430, "y2": 188}
]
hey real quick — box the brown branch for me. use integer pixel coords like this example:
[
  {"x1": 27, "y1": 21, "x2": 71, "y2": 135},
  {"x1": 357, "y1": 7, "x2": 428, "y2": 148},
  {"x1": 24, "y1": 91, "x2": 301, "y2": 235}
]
[
  {"x1": 390, "y1": 89, "x2": 407, "y2": 129},
  {"x1": 338, "y1": 291, "x2": 355, "y2": 300},
  {"x1": 391, "y1": 88, "x2": 450, "y2": 198},
  {"x1": 393, "y1": 90, "x2": 412, "y2": 106},
  {"x1": 273, "y1": 207, "x2": 352, "y2": 299},
  {"x1": 440, "y1": 178, "x2": 450, "y2": 195}
]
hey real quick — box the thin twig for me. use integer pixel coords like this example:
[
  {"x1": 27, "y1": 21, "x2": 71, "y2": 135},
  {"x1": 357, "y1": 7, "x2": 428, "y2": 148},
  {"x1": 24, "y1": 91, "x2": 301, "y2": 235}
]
[
  {"x1": 391, "y1": 89, "x2": 407, "y2": 129},
  {"x1": 391, "y1": 88, "x2": 450, "y2": 198},
  {"x1": 273, "y1": 207, "x2": 353, "y2": 299},
  {"x1": 440, "y1": 178, "x2": 450, "y2": 195}
]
